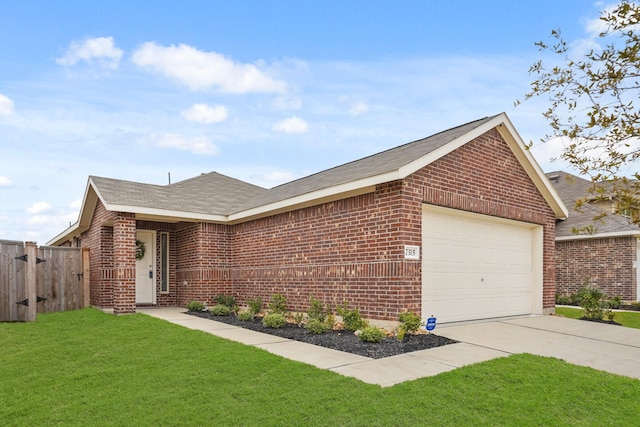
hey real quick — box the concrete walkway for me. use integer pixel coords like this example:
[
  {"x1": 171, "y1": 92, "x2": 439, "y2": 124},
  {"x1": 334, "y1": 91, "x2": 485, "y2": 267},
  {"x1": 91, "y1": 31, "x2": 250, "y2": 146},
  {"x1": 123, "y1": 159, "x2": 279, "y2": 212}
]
[{"x1": 137, "y1": 307, "x2": 640, "y2": 387}]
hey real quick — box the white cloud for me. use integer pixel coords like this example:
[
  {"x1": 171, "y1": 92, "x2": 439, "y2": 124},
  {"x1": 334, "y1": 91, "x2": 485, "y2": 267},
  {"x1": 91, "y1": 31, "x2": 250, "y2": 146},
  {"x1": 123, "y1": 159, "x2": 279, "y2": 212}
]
[
  {"x1": 0, "y1": 175, "x2": 12, "y2": 187},
  {"x1": 132, "y1": 42, "x2": 287, "y2": 93},
  {"x1": 0, "y1": 93, "x2": 14, "y2": 115},
  {"x1": 271, "y1": 96, "x2": 302, "y2": 111},
  {"x1": 56, "y1": 36, "x2": 123, "y2": 69},
  {"x1": 70, "y1": 199, "x2": 82, "y2": 209},
  {"x1": 146, "y1": 133, "x2": 218, "y2": 155},
  {"x1": 27, "y1": 201, "x2": 52, "y2": 214},
  {"x1": 272, "y1": 116, "x2": 308, "y2": 134},
  {"x1": 181, "y1": 103, "x2": 228, "y2": 124},
  {"x1": 349, "y1": 101, "x2": 369, "y2": 116}
]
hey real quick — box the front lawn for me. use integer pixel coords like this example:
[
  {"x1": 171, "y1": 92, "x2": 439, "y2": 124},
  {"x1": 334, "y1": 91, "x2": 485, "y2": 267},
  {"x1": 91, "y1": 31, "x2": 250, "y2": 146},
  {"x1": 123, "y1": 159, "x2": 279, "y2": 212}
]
[
  {"x1": 556, "y1": 306, "x2": 640, "y2": 329},
  {"x1": 1, "y1": 309, "x2": 639, "y2": 426}
]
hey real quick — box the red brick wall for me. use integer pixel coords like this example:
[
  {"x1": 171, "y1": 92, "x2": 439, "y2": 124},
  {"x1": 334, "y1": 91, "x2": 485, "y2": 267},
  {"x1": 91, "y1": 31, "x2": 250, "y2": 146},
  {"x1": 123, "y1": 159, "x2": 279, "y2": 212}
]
[
  {"x1": 80, "y1": 200, "x2": 115, "y2": 307},
  {"x1": 112, "y1": 213, "x2": 136, "y2": 314},
  {"x1": 231, "y1": 183, "x2": 422, "y2": 319},
  {"x1": 556, "y1": 236, "x2": 638, "y2": 301},
  {"x1": 175, "y1": 222, "x2": 232, "y2": 306}
]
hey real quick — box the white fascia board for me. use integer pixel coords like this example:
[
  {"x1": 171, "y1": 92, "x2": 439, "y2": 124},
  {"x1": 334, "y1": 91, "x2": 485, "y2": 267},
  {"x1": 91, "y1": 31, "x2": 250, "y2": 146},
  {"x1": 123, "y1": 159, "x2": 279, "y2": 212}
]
[
  {"x1": 229, "y1": 172, "x2": 397, "y2": 222},
  {"x1": 556, "y1": 230, "x2": 640, "y2": 241},
  {"x1": 47, "y1": 178, "x2": 98, "y2": 245},
  {"x1": 46, "y1": 221, "x2": 81, "y2": 246},
  {"x1": 495, "y1": 114, "x2": 569, "y2": 220},
  {"x1": 103, "y1": 204, "x2": 228, "y2": 223}
]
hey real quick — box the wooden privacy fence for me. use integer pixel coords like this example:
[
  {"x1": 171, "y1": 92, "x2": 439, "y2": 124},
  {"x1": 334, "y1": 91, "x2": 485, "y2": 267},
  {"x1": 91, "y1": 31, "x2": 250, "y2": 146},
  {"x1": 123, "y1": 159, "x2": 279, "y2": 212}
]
[{"x1": 0, "y1": 240, "x2": 89, "y2": 322}]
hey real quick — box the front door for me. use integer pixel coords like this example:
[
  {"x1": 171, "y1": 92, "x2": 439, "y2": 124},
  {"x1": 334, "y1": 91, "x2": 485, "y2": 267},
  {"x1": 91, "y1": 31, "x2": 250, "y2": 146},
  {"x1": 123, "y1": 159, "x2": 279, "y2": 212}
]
[{"x1": 135, "y1": 230, "x2": 156, "y2": 304}]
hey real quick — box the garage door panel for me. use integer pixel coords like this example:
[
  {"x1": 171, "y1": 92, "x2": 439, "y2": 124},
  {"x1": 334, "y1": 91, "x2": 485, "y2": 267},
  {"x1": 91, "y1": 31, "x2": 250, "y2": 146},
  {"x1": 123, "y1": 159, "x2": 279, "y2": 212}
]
[{"x1": 422, "y1": 206, "x2": 537, "y2": 323}]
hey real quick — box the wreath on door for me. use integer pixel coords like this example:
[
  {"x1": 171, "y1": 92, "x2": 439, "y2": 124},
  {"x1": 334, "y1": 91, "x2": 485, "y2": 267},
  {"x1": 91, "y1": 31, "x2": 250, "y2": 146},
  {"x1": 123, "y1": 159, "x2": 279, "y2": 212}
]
[{"x1": 135, "y1": 239, "x2": 146, "y2": 260}]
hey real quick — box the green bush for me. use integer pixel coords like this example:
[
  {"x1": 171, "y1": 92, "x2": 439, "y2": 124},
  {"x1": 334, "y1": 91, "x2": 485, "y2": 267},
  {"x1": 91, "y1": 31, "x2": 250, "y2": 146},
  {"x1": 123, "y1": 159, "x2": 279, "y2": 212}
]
[
  {"x1": 237, "y1": 310, "x2": 254, "y2": 322},
  {"x1": 397, "y1": 311, "x2": 422, "y2": 341},
  {"x1": 307, "y1": 295, "x2": 327, "y2": 322},
  {"x1": 358, "y1": 326, "x2": 386, "y2": 343},
  {"x1": 262, "y1": 312, "x2": 287, "y2": 328},
  {"x1": 210, "y1": 304, "x2": 232, "y2": 316},
  {"x1": 247, "y1": 297, "x2": 263, "y2": 315},
  {"x1": 268, "y1": 294, "x2": 288, "y2": 315},
  {"x1": 305, "y1": 318, "x2": 330, "y2": 334},
  {"x1": 213, "y1": 294, "x2": 237, "y2": 308},
  {"x1": 576, "y1": 287, "x2": 605, "y2": 320},
  {"x1": 186, "y1": 300, "x2": 205, "y2": 312},
  {"x1": 337, "y1": 302, "x2": 366, "y2": 331},
  {"x1": 631, "y1": 302, "x2": 640, "y2": 311},
  {"x1": 555, "y1": 294, "x2": 572, "y2": 305},
  {"x1": 293, "y1": 312, "x2": 305, "y2": 327},
  {"x1": 608, "y1": 296, "x2": 623, "y2": 309}
]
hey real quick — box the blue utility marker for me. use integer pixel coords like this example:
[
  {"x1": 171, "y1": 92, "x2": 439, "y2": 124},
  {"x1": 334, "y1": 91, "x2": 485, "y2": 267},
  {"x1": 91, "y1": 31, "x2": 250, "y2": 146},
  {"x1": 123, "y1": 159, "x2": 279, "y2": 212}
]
[{"x1": 426, "y1": 316, "x2": 437, "y2": 331}]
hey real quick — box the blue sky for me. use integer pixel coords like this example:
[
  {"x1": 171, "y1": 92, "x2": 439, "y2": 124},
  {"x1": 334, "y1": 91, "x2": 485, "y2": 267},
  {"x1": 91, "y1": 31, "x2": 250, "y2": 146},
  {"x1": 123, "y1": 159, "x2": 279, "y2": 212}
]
[{"x1": 0, "y1": 1, "x2": 611, "y2": 242}]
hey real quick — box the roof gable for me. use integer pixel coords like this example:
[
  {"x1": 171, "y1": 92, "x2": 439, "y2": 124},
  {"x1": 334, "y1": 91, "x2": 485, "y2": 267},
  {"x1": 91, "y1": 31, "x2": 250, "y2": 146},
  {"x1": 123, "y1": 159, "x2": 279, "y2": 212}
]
[{"x1": 48, "y1": 112, "x2": 567, "y2": 245}]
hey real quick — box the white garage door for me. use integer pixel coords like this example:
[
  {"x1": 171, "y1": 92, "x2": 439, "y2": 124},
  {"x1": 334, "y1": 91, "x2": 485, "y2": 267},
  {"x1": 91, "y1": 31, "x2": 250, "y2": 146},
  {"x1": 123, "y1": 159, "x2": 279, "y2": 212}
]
[{"x1": 422, "y1": 205, "x2": 542, "y2": 323}]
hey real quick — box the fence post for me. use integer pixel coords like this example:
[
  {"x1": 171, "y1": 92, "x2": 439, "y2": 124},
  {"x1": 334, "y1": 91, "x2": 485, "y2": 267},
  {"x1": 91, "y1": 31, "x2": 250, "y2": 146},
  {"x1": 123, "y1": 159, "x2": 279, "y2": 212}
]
[
  {"x1": 25, "y1": 241, "x2": 37, "y2": 322},
  {"x1": 82, "y1": 248, "x2": 90, "y2": 308}
]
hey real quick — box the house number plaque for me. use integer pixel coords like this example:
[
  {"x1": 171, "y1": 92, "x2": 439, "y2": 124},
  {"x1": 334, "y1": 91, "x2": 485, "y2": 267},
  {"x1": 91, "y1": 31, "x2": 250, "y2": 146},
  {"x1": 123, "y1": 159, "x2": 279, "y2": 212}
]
[{"x1": 404, "y1": 245, "x2": 420, "y2": 260}]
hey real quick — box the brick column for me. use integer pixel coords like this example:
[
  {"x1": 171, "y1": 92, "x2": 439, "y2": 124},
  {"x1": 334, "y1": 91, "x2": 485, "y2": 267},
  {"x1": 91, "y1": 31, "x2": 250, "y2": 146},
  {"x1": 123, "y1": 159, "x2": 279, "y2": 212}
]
[{"x1": 113, "y1": 213, "x2": 136, "y2": 314}]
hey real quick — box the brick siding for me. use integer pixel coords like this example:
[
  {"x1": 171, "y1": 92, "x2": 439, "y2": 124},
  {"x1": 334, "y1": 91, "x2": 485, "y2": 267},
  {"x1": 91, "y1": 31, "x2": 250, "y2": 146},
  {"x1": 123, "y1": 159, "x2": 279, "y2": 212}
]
[{"x1": 556, "y1": 236, "x2": 638, "y2": 301}]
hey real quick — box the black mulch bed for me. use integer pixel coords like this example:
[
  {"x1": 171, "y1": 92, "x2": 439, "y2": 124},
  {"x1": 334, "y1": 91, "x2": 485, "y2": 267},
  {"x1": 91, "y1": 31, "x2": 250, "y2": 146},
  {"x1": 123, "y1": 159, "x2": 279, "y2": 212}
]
[{"x1": 187, "y1": 311, "x2": 457, "y2": 359}]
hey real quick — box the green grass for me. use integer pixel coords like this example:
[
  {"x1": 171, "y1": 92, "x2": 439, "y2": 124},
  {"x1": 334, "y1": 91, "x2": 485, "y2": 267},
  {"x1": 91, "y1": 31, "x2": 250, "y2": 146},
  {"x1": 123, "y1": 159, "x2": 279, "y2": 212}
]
[
  {"x1": 1, "y1": 309, "x2": 639, "y2": 426},
  {"x1": 556, "y1": 306, "x2": 640, "y2": 329}
]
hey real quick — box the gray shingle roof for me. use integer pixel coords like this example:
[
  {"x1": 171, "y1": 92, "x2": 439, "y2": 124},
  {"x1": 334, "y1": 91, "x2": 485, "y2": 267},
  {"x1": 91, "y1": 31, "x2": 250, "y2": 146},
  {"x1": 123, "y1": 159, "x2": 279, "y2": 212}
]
[
  {"x1": 546, "y1": 171, "x2": 640, "y2": 237},
  {"x1": 233, "y1": 115, "x2": 498, "y2": 212},
  {"x1": 92, "y1": 115, "x2": 498, "y2": 217},
  {"x1": 91, "y1": 172, "x2": 267, "y2": 216}
]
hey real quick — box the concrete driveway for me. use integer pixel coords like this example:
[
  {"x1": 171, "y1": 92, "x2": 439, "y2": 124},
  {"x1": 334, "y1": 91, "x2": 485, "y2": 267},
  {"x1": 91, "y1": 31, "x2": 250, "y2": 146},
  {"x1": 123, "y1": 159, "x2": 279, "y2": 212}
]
[{"x1": 435, "y1": 315, "x2": 640, "y2": 380}]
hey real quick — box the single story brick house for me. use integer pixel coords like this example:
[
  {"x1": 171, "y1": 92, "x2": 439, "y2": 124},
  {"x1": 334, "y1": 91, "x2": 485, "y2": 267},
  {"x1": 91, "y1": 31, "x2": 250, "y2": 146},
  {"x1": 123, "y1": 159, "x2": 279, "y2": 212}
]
[
  {"x1": 547, "y1": 171, "x2": 640, "y2": 301},
  {"x1": 49, "y1": 113, "x2": 567, "y2": 323}
]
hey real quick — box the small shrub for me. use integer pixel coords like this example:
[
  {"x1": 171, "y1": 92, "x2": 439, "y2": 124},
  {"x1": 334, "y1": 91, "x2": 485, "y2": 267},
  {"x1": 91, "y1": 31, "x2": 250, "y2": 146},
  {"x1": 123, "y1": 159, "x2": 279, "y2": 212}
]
[
  {"x1": 604, "y1": 304, "x2": 616, "y2": 322},
  {"x1": 358, "y1": 326, "x2": 385, "y2": 343},
  {"x1": 237, "y1": 310, "x2": 254, "y2": 322},
  {"x1": 268, "y1": 294, "x2": 287, "y2": 315},
  {"x1": 247, "y1": 297, "x2": 263, "y2": 315},
  {"x1": 608, "y1": 296, "x2": 623, "y2": 309},
  {"x1": 555, "y1": 294, "x2": 572, "y2": 305},
  {"x1": 307, "y1": 295, "x2": 327, "y2": 322},
  {"x1": 186, "y1": 300, "x2": 205, "y2": 312},
  {"x1": 338, "y1": 302, "x2": 366, "y2": 331},
  {"x1": 262, "y1": 312, "x2": 287, "y2": 328},
  {"x1": 293, "y1": 312, "x2": 305, "y2": 327},
  {"x1": 325, "y1": 312, "x2": 336, "y2": 329},
  {"x1": 213, "y1": 294, "x2": 237, "y2": 308},
  {"x1": 397, "y1": 311, "x2": 422, "y2": 341},
  {"x1": 210, "y1": 304, "x2": 231, "y2": 316},
  {"x1": 305, "y1": 318, "x2": 330, "y2": 334},
  {"x1": 631, "y1": 302, "x2": 640, "y2": 311},
  {"x1": 576, "y1": 286, "x2": 605, "y2": 320}
]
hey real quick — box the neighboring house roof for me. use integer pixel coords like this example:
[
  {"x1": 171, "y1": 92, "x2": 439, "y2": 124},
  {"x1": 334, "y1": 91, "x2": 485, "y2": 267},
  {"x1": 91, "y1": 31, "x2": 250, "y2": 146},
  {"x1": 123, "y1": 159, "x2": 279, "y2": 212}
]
[
  {"x1": 546, "y1": 170, "x2": 640, "y2": 240},
  {"x1": 48, "y1": 112, "x2": 567, "y2": 245}
]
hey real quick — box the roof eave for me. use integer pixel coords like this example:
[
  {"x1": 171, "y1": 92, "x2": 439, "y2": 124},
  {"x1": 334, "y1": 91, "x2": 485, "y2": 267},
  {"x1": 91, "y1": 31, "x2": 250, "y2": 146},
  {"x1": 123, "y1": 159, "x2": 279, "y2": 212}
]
[
  {"x1": 556, "y1": 229, "x2": 640, "y2": 241},
  {"x1": 494, "y1": 114, "x2": 568, "y2": 220},
  {"x1": 228, "y1": 171, "x2": 398, "y2": 222}
]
